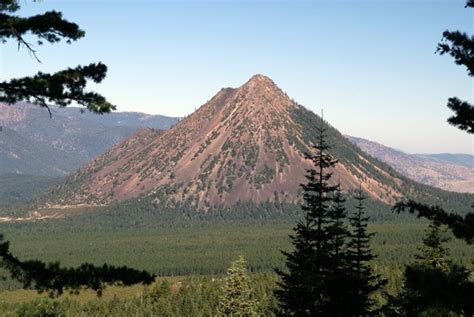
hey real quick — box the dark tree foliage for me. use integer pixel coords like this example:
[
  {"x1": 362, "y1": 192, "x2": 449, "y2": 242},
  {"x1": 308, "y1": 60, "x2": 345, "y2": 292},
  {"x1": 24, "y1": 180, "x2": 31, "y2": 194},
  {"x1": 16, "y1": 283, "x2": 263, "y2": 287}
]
[
  {"x1": 323, "y1": 185, "x2": 354, "y2": 317},
  {"x1": 444, "y1": 97, "x2": 474, "y2": 133},
  {"x1": 0, "y1": 234, "x2": 155, "y2": 297},
  {"x1": 436, "y1": 1, "x2": 474, "y2": 133},
  {"x1": 395, "y1": 222, "x2": 474, "y2": 316},
  {"x1": 327, "y1": 184, "x2": 348, "y2": 268},
  {"x1": 0, "y1": 0, "x2": 115, "y2": 116},
  {"x1": 345, "y1": 189, "x2": 386, "y2": 315},
  {"x1": 393, "y1": 200, "x2": 474, "y2": 245},
  {"x1": 275, "y1": 118, "x2": 339, "y2": 316}
]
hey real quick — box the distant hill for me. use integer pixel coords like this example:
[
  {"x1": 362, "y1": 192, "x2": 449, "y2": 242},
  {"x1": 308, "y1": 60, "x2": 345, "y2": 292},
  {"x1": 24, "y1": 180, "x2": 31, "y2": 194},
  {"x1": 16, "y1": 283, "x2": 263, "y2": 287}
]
[
  {"x1": 415, "y1": 153, "x2": 473, "y2": 169},
  {"x1": 347, "y1": 136, "x2": 474, "y2": 194},
  {"x1": 0, "y1": 174, "x2": 62, "y2": 208},
  {"x1": 0, "y1": 103, "x2": 179, "y2": 176},
  {"x1": 41, "y1": 74, "x2": 473, "y2": 213}
]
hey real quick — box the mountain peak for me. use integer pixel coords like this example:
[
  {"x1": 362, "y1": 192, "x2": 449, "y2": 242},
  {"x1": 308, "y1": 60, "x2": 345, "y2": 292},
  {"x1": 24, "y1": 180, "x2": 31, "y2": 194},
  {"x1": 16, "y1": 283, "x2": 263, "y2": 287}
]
[
  {"x1": 231, "y1": 74, "x2": 293, "y2": 116},
  {"x1": 45, "y1": 76, "x2": 413, "y2": 209},
  {"x1": 242, "y1": 74, "x2": 278, "y2": 90}
]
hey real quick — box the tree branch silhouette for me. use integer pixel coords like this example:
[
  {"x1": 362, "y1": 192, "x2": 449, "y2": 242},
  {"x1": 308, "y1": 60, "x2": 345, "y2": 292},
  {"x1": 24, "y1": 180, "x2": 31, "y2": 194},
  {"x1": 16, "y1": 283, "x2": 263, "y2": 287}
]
[
  {"x1": 393, "y1": 200, "x2": 474, "y2": 245},
  {"x1": 0, "y1": 234, "x2": 155, "y2": 297},
  {"x1": 0, "y1": 0, "x2": 114, "y2": 114}
]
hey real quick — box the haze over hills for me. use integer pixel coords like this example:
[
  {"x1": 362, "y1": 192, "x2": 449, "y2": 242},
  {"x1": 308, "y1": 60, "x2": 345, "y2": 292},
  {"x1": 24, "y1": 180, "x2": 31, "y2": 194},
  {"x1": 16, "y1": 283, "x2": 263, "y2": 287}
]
[
  {"x1": 0, "y1": 102, "x2": 179, "y2": 177},
  {"x1": 414, "y1": 153, "x2": 473, "y2": 169},
  {"x1": 42, "y1": 74, "x2": 471, "y2": 211},
  {"x1": 347, "y1": 136, "x2": 474, "y2": 194},
  {"x1": 0, "y1": 103, "x2": 179, "y2": 207}
]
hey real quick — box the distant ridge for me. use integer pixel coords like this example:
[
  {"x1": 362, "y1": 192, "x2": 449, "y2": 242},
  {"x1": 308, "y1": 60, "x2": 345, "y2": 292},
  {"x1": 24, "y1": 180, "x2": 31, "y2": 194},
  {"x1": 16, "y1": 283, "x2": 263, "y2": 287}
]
[
  {"x1": 347, "y1": 135, "x2": 474, "y2": 194},
  {"x1": 0, "y1": 103, "x2": 179, "y2": 176},
  {"x1": 415, "y1": 153, "x2": 473, "y2": 169}
]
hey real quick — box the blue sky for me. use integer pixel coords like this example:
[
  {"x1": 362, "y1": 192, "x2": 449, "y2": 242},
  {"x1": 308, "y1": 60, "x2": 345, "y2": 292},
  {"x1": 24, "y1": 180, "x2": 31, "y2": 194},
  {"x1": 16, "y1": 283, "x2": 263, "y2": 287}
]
[{"x1": 2, "y1": 0, "x2": 473, "y2": 154}]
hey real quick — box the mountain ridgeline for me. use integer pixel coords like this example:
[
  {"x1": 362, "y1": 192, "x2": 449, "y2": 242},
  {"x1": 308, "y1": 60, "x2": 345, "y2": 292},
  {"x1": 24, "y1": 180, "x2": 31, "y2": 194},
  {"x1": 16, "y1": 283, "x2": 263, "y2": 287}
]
[
  {"x1": 41, "y1": 75, "x2": 472, "y2": 214},
  {"x1": 347, "y1": 136, "x2": 474, "y2": 194},
  {"x1": 0, "y1": 103, "x2": 179, "y2": 177}
]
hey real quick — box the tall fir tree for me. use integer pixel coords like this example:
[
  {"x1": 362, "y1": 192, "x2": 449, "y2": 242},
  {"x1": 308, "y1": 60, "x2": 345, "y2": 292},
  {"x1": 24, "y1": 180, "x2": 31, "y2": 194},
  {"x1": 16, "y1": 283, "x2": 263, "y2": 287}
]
[
  {"x1": 324, "y1": 183, "x2": 353, "y2": 317},
  {"x1": 218, "y1": 256, "x2": 258, "y2": 317},
  {"x1": 346, "y1": 187, "x2": 386, "y2": 315},
  {"x1": 275, "y1": 116, "x2": 339, "y2": 316},
  {"x1": 327, "y1": 183, "x2": 349, "y2": 270}
]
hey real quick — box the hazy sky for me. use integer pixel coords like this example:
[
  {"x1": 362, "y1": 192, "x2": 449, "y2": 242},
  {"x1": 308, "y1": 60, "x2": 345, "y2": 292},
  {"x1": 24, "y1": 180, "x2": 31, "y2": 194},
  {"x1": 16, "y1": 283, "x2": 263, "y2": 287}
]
[{"x1": 2, "y1": 0, "x2": 473, "y2": 154}]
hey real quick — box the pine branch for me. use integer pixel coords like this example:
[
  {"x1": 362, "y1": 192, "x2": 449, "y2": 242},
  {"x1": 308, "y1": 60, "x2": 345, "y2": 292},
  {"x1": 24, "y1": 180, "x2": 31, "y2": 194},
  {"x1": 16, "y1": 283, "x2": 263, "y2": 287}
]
[
  {"x1": 393, "y1": 200, "x2": 474, "y2": 244},
  {"x1": 0, "y1": 8, "x2": 85, "y2": 59},
  {"x1": 437, "y1": 30, "x2": 474, "y2": 77},
  {"x1": 446, "y1": 97, "x2": 474, "y2": 134},
  {"x1": 0, "y1": 234, "x2": 155, "y2": 297},
  {"x1": 0, "y1": 1, "x2": 114, "y2": 115},
  {"x1": 0, "y1": 63, "x2": 116, "y2": 115}
]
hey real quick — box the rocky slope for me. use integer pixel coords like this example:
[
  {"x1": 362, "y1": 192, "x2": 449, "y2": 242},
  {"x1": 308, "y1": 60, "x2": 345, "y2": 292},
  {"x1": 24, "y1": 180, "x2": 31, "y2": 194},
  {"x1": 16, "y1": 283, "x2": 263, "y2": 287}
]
[
  {"x1": 45, "y1": 75, "x2": 424, "y2": 209},
  {"x1": 347, "y1": 136, "x2": 474, "y2": 194}
]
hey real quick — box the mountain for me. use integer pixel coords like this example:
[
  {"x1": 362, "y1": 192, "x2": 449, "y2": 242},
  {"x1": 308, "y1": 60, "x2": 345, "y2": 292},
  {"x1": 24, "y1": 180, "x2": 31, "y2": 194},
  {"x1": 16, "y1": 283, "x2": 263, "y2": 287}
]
[
  {"x1": 347, "y1": 136, "x2": 474, "y2": 194},
  {"x1": 42, "y1": 74, "x2": 471, "y2": 211},
  {"x1": 415, "y1": 153, "x2": 473, "y2": 169},
  {"x1": 0, "y1": 103, "x2": 179, "y2": 176}
]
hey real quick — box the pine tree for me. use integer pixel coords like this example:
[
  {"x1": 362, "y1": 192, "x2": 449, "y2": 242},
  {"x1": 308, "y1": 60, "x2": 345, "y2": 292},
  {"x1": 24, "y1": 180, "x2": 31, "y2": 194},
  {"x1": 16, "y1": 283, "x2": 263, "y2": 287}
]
[
  {"x1": 218, "y1": 256, "x2": 258, "y2": 317},
  {"x1": 346, "y1": 188, "x2": 386, "y2": 315},
  {"x1": 416, "y1": 221, "x2": 451, "y2": 270},
  {"x1": 275, "y1": 116, "x2": 339, "y2": 316},
  {"x1": 327, "y1": 184, "x2": 349, "y2": 270},
  {"x1": 397, "y1": 221, "x2": 474, "y2": 315},
  {"x1": 324, "y1": 183, "x2": 353, "y2": 317}
]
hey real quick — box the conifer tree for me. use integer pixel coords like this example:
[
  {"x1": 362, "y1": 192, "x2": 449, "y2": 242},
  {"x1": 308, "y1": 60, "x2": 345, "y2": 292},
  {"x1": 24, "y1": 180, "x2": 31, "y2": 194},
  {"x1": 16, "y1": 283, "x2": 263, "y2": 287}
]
[
  {"x1": 396, "y1": 221, "x2": 474, "y2": 316},
  {"x1": 346, "y1": 188, "x2": 386, "y2": 315},
  {"x1": 324, "y1": 184, "x2": 353, "y2": 317},
  {"x1": 275, "y1": 116, "x2": 339, "y2": 316},
  {"x1": 327, "y1": 184, "x2": 349, "y2": 270},
  {"x1": 218, "y1": 256, "x2": 258, "y2": 317}
]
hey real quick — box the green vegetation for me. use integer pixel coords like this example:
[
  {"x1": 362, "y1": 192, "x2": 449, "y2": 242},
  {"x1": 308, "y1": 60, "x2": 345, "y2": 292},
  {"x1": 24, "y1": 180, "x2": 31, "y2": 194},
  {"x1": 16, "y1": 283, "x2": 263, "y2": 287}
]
[
  {"x1": 275, "y1": 119, "x2": 386, "y2": 315},
  {"x1": 0, "y1": 217, "x2": 472, "y2": 287},
  {"x1": 0, "y1": 274, "x2": 277, "y2": 316},
  {"x1": 0, "y1": 217, "x2": 472, "y2": 315},
  {"x1": 0, "y1": 174, "x2": 62, "y2": 211},
  {"x1": 218, "y1": 256, "x2": 259, "y2": 316},
  {"x1": 252, "y1": 165, "x2": 276, "y2": 189}
]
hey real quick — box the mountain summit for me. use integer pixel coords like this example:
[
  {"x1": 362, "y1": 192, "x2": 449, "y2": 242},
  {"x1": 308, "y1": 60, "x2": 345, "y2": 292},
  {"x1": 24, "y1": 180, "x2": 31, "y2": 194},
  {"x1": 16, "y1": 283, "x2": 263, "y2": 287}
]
[{"x1": 46, "y1": 75, "x2": 418, "y2": 208}]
